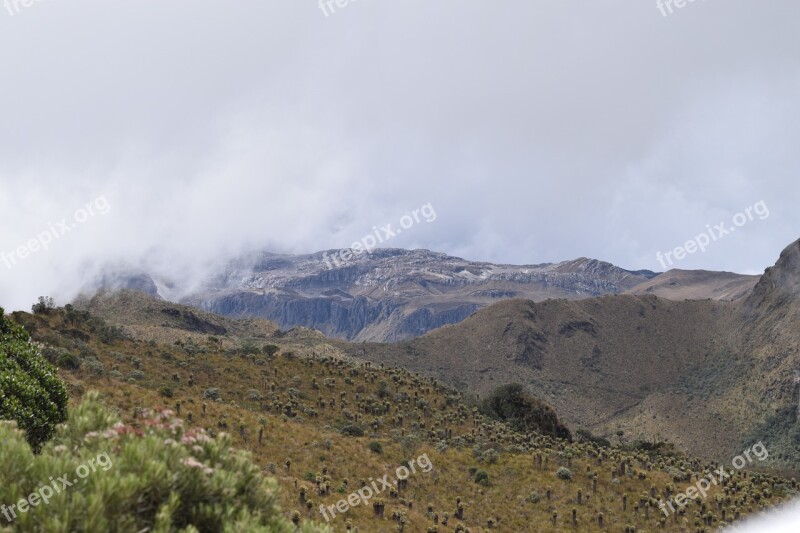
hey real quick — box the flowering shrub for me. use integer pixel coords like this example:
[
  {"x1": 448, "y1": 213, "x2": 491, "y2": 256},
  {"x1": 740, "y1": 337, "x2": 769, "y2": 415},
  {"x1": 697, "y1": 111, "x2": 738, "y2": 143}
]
[{"x1": 0, "y1": 392, "x2": 330, "y2": 532}]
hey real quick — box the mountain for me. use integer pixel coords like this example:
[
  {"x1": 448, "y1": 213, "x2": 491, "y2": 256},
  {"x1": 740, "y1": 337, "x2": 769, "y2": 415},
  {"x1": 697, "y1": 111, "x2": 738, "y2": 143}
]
[
  {"x1": 342, "y1": 239, "x2": 800, "y2": 469},
  {"x1": 91, "y1": 249, "x2": 764, "y2": 344},
  {"x1": 96, "y1": 248, "x2": 659, "y2": 342},
  {"x1": 625, "y1": 269, "x2": 758, "y2": 301}
]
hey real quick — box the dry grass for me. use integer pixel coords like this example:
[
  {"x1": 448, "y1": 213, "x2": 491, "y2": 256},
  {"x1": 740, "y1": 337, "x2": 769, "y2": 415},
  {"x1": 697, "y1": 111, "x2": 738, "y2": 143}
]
[{"x1": 10, "y1": 301, "x2": 797, "y2": 532}]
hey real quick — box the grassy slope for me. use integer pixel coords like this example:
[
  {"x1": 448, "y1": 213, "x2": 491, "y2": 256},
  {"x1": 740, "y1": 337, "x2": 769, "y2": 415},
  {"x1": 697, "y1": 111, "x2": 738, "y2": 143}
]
[{"x1": 8, "y1": 301, "x2": 798, "y2": 532}]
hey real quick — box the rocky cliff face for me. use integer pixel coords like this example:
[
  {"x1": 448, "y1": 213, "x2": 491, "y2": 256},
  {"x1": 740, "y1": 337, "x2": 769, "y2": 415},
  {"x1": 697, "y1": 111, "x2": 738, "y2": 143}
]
[
  {"x1": 89, "y1": 247, "x2": 762, "y2": 342},
  {"x1": 171, "y1": 248, "x2": 657, "y2": 341},
  {"x1": 746, "y1": 238, "x2": 800, "y2": 312}
]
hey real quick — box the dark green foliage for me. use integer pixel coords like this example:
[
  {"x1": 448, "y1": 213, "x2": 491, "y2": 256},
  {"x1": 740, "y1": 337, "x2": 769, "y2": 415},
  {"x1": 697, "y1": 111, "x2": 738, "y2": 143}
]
[
  {"x1": 240, "y1": 340, "x2": 260, "y2": 356},
  {"x1": 480, "y1": 383, "x2": 572, "y2": 440},
  {"x1": 262, "y1": 344, "x2": 280, "y2": 357},
  {"x1": 96, "y1": 324, "x2": 124, "y2": 344},
  {"x1": 377, "y1": 379, "x2": 390, "y2": 399},
  {"x1": 556, "y1": 467, "x2": 573, "y2": 480},
  {"x1": 622, "y1": 439, "x2": 679, "y2": 459},
  {"x1": 368, "y1": 441, "x2": 383, "y2": 454},
  {"x1": 743, "y1": 405, "x2": 800, "y2": 469},
  {"x1": 203, "y1": 387, "x2": 221, "y2": 401},
  {"x1": 340, "y1": 424, "x2": 365, "y2": 437},
  {"x1": 57, "y1": 351, "x2": 82, "y2": 371},
  {"x1": 474, "y1": 469, "x2": 490, "y2": 486},
  {"x1": 576, "y1": 428, "x2": 611, "y2": 448},
  {"x1": 41, "y1": 346, "x2": 68, "y2": 365},
  {"x1": 0, "y1": 307, "x2": 68, "y2": 451},
  {"x1": 31, "y1": 296, "x2": 56, "y2": 315}
]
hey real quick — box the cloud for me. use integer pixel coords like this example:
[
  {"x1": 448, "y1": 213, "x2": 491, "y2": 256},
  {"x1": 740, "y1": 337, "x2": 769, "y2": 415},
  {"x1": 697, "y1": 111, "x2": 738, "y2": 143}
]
[{"x1": 1, "y1": 0, "x2": 799, "y2": 310}]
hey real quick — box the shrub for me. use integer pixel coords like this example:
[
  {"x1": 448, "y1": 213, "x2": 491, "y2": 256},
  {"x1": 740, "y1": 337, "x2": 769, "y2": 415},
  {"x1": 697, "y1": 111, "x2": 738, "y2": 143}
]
[
  {"x1": 0, "y1": 392, "x2": 330, "y2": 532},
  {"x1": 368, "y1": 441, "x2": 383, "y2": 454},
  {"x1": 128, "y1": 370, "x2": 146, "y2": 381},
  {"x1": 340, "y1": 425, "x2": 365, "y2": 437},
  {"x1": 57, "y1": 351, "x2": 82, "y2": 371},
  {"x1": 481, "y1": 449, "x2": 499, "y2": 464},
  {"x1": 474, "y1": 469, "x2": 490, "y2": 486},
  {"x1": 480, "y1": 383, "x2": 572, "y2": 440},
  {"x1": 377, "y1": 379, "x2": 390, "y2": 399},
  {"x1": 203, "y1": 387, "x2": 221, "y2": 401},
  {"x1": 556, "y1": 467, "x2": 573, "y2": 481},
  {"x1": 262, "y1": 344, "x2": 280, "y2": 357},
  {"x1": 84, "y1": 358, "x2": 105, "y2": 376},
  {"x1": 97, "y1": 324, "x2": 124, "y2": 344},
  {"x1": 576, "y1": 428, "x2": 612, "y2": 448},
  {"x1": 31, "y1": 296, "x2": 55, "y2": 315},
  {"x1": 41, "y1": 345, "x2": 68, "y2": 365},
  {"x1": 159, "y1": 386, "x2": 174, "y2": 398},
  {"x1": 0, "y1": 307, "x2": 68, "y2": 451}
]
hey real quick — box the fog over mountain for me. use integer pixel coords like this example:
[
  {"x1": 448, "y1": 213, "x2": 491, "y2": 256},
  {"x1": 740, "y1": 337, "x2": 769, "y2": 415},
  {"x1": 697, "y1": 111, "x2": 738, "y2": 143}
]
[{"x1": 1, "y1": 0, "x2": 800, "y2": 312}]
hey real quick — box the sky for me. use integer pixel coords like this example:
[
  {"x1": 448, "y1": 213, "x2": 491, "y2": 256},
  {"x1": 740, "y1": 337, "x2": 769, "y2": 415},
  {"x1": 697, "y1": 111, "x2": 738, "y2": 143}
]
[{"x1": 1, "y1": 0, "x2": 800, "y2": 312}]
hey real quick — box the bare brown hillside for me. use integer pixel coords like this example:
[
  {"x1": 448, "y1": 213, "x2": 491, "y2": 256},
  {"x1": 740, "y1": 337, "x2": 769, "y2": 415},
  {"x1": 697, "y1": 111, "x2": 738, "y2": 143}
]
[
  {"x1": 625, "y1": 269, "x2": 758, "y2": 301},
  {"x1": 350, "y1": 239, "x2": 800, "y2": 469}
]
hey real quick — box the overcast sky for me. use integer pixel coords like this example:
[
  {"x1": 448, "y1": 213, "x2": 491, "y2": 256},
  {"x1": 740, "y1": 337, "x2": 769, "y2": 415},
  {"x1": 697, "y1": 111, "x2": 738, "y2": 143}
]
[{"x1": 1, "y1": 0, "x2": 799, "y2": 311}]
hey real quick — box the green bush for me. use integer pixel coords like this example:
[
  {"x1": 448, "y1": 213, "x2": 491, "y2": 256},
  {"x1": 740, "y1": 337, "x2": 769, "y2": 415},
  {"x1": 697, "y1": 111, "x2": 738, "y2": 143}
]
[
  {"x1": 556, "y1": 467, "x2": 573, "y2": 481},
  {"x1": 56, "y1": 352, "x2": 81, "y2": 371},
  {"x1": 575, "y1": 428, "x2": 611, "y2": 448},
  {"x1": 368, "y1": 441, "x2": 383, "y2": 454},
  {"x1": 262, "y1": 344, "x2": 280, "y2": 357},
  {"x1": 0, "y1": 392, "x2": 330, "y2": 532},
  {"x1": 340, "y1": 424, "x2": 365, "y2": 437},
  {"x1": 480, "y1": 383, "x2": 572, "y2": 440},
  {"x1": 40, "y1": 346, "x2": 68, "y2": 366},
  {"x1": 474, "y1": 469, "x2": 490, "y2": 486},
  {"x1": 0, "y1": 307, "x2": 68, "y2": 451},
  {"x1": 203, "y1": 387, "x2": 221, "y2": 401},
  {"x1": 31, "y1": 296, "x2": 55, "y2": 315}
]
